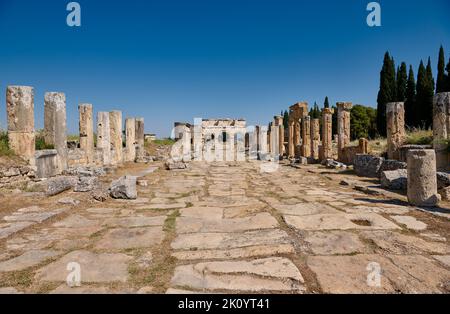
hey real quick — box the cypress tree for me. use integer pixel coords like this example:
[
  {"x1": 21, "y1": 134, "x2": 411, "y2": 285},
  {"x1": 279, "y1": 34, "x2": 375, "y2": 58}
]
[
  {"x1": 416, "y1": 60, "x2": 435, "y2": 129},
  {"x1": 376, "y1": 52, "x2": 396, "y2": 137},
  {"x1": 324, "y1": 96, "x2": 330, "y2": 109},
  {"x1": 283, "y1": 110, "x2": 289, "y2": 129},
  {"x1": 405, "y1": 65, "x2": 416, "y2": 127},
  {"x1": 396, "y1": 62, "x2": 407, "y2": 101},
  {"x1": 424, "y1": 57, "x2": 435, "y2": 128},
  {"x1": 446, "y1": 58, "x2": 450, "y2": 91},
  {"x1": 437, "y1": 45, "x2": 446, "y2": 93}
]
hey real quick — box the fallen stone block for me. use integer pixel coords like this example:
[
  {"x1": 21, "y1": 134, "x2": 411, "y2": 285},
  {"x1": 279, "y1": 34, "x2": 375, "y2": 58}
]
[
  {"x1": 381, "y1": 169, "x2": 407, "y2": 191},
  {"x1": 438, "y1": 186, "x2": 450, "y2": 201},
  {"x1": 109, "y1": 176, "x2": 137, "y2": 199},
  {"x1": 353, "y1": 155, "x2": 384, "y2": 178},
  {"x1": 91, "y1": 188, "x2": 109, "y2": 202},
  {"x1": 45, "y1": 176, "x2": 77, "y2": 196},
  {"x1": 165, "y1": 160, "x2": 188, "y2": 170},
  {"x1": 323, "y1": 159, "x2": 347, "y2": 170},
  {"x1": 74, "y1": 176, "x2": 99, "y2": 192},
  {"x1": 380, "y1": 159, "x2": 407, "y2": 172},
  {"x1": 437, "y1": 172, "x2": 450, "y2": 189}
]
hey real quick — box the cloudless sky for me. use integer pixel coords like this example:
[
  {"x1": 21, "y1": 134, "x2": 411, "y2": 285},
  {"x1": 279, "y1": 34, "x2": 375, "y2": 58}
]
[{"x1": 0, "y1": 0, "x2": 449, "y2": 137}]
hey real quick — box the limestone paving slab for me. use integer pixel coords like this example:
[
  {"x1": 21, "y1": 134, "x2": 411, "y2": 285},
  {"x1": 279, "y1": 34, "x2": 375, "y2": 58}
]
[
  {"x1": 0, "y1": 250, "x2": 60, "y2": 272},
  {"x1": 103, "y1": 216, "x2": 166, "y2": 228},
  {"x1": 390, "y1": 215, "x2": 428, "y2": 231},
  {"x1": 272, "y1": 202, "x2": 342, "y2": 216},
  {"x1": 0, "y1": 222, "x2": 34, "y2": 239},
  {"x1": 35, "y1": 250, "x2": 132, "y2": 283},
  {"x1": 304, "y1": 231, "x2": 367, "y2": 255},
  {"x1": 95, "y1": 227, "x2": 164, "y2": 250}
]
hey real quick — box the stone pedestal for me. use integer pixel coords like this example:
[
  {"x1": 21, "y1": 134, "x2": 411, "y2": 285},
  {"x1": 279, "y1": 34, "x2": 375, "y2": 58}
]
[
  {"x1": 407, "y1": 150, "x2": 441, "y2": 207},
  {"x1": 386, "y1": 102, "x2": 406, "y2": 160},
  {"x1": 6, "y1": 86, "x2": 35, "y2": 163},
  {"x1": 135, "y1": 118, "x2": 145, "y2": 161},
  {"x1": 301, "y1": 116, "x2": 311, "y2": 157},
  {"x1": 44, "y1": 92, "x2": 67, "y2": 172},
  {"x1": 311, "y1": 118, "x2": 320, "y2": 160},
  {"x1": 433, "y1": 93, "x2": 450, "y2": 171},
  {"x1": 109, "y1": 111, "x2": 123, "y2": 165},
  {"x1": 337, "y1": 102, "x2": 352, "y2": 162},
  {"x1": 321, "y1": 107, "x2": 334, "y2": 160},
  {"x1": 97, "y1": 112, "x2": 111, "y2": 165},
  {"x1": 125, "y1": 118, "x2": 136, "y2": 162},
  {"x1": 79, "y1": 104, "x2": 94, "y2": 165}
]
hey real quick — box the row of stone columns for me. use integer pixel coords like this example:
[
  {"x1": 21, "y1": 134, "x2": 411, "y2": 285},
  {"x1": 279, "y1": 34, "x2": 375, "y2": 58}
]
[{"x1": 5, "y1": 86, "x2": 145, "y2": 172}]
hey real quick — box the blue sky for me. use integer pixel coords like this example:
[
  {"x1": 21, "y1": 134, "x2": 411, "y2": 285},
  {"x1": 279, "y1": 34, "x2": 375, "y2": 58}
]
[{"x1": 0, "y1": 0, "x2": 449, "y2": 137}]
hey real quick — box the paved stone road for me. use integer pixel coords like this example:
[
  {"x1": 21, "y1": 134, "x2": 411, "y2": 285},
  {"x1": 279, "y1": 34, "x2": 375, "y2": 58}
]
[{"x1": 0, "y1": 161, "x2": 449, "y2": 293}]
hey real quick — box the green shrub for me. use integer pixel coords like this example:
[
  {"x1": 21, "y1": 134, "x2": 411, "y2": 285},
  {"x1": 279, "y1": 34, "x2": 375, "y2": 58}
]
[
  {"x1": 153, "y1": 138, "x2": 176, "y2": 146},
  {"x1": 405, "y1": 128, "x2": 433, "y2": 145},
  {"x1": 35, "y1": 136, "x2": 54, "y2": 150},
  {"x1": 0, "y1": 131, "x2": 14, "y2": 156}
]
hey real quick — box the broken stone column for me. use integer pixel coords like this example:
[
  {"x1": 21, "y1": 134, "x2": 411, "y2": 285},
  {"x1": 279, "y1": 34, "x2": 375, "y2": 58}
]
[
  {"x1": 270, "y1": 124, "x2": 280, "y2": 159},
  {"x1": 6, "y1": 86, "x2": 35, "y2": 163},
  {"x1": 407, "y1": 150, "x2": 441, "y2": 206},
  {"x1": 135, "y1": 118, "x2": 145, "y2": 161},
  {"x1": 311, "y1": 118, "x2": 320, "y2": 160},
  {"x1": 433, "y1": 92, "x2": 450, "y2": 171},
  {"x1": 301, "y1": 116, "x2": 311, "y2": 157},
  {"x1": 97, "y1": 112, "x2": 111, "y2": 165},
  {"x1": 274, "y1": 116, "x2": 284, "y2": 158},
  {"x1": 79, "y1": 104, "x2": 94, "y2": 165},
  {"x1": 337, "y1": 102, "x2": 352, "y2": 162},
  {"x1": 288, "y1": 120, "x2": 295, "y2": 158},
  {"x1": 386, "y1": 102, "x2": 406, "y2": 160},
  {"x1": 125, "y1": 118, "x2": 136, "y2": 162},
  {"x1": 321, "y1": 107, "x2": 334, "y2": 160},
  {"x1": 359, "y1": 138, "x2": 369, "y2": 154},
  {"x1": 44, "y1": 92, "x2": 67, "y2": 172},
  {"x1": 109, "y1": 111, "x2": 123, "y2": 165},
  {"x1": 259, "y1": 126, "x2": 268, "y2": 157}
]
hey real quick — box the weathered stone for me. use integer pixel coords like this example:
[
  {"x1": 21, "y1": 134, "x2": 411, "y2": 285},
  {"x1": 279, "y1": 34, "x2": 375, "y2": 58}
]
[
  {"x1": 301, "y1": 116, "x2": 311, "y2": 158},
  {"x1": 44, "y1": 92, "x2": 68, "y2": 172},
  {"x1": 390, "y1": 215, "x2": 427, "y2": 231},
  {"x1": 165, "y1": 160, "x2": 188, "y2": 170},
  {"x1": 45, "y1": 176, "x2": 77, "y2": 196},
  {"x1": 337, "y1": 102, "x2": 352, "y2": 162},
  {"x1": 0, "y1": 222, "x2": 34, "y2": 240},
  {"x1": 74, "y1": 176, "x2": 99, "y2": 192},
  {"x1": 109, "y1": 176, "x2": 137, "y2": 199},
  {"x1": 272, "y1": 202, "x2": 341, "y2": 216},
  {"x1": 310, "y1": 118, "x2": 320, "y2": 160},
  {"x1": 353, "y1": 155, "x2": 384, "y2": 178},
  {"x1": 304, "y1": 231, "x2": 366, "y2": 255},
  {"x1": 284, "y1": 213, "x2": 400, "y2": 231},
  {"x1": 91, "y1": 188, "x2": 109, "y2": 202},
  {"x1": 438, "y1": 186, "x2": 450, "y2": 201},
  {"x1": 0, "y1": 287, "x2": 23, "y2": 294},
  {"x1": 79, "y1": 104, "x2": 94, "y2": 164},
  {"x1": 35, "y1": 150, "x2": 58, "y2": 178},
  {"x1": 103, "y1": 216, "x2": 166, "y2": 228},
  {"x1": 6, "y1": 86, "x2": 35, "y2": 162},
  {"x1": 437, "y1": 172, "x2": 450, "y2": 189},
  {"x1": 170, "y1": 258, "x2": 304, "y2": 292},
  {"x1": 95, "y1": 227, "x2": 164, "y2": 250},
  {"x1": 4, "y1": 208, "x2": 66, "y2": 223},
  {"x1": 433, "y1": 92, "x2": 450, "y2": 171},
  {"x1": 57, "y1": 197, "x2": 80, "y2": 206},
  {"x1": 380, "y1": 159, "x2": 407, "y2": 172},
  {"x1": 407, "y1": 150, "x2": 441, "y2": 207},
  {"x1": 135, "y1": 118, "x2": 145, "y2": 161},
  {"x1": 321, "y1": 107, "x2": 334, "y2": 160},
  {"x1": 381, "y1": 169, "x2": 407, "y2": 190},
  {"x1": 125, "y1": 118, "x2": 136, "y2": 162},
  {"x1": 97, "y1": 112, "x2": 111, "y2": 165},
  {"x1": 0, "y1": 250, "x2": 59, "y2": 272},
  {"x1": 386, "y1": 102, "x2": 405, "y2": 160},
  {"x1": 109, "y1": 111, "x2": 123, "y2": 165},
  {"x1": 288, "y1": 102, "x2": 308, "y2": 158},
  {"x1": 323, "y1": 159, "x2": 347, "y2": 170},
  {"x1": 35, "y1": 250, "x2": 132, "y2": 283}
]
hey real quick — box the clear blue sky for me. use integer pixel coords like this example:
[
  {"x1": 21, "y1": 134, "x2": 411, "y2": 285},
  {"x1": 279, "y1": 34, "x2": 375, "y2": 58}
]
[{"x1": 0, "y1": 0, "x2": 449, "y2": 137}]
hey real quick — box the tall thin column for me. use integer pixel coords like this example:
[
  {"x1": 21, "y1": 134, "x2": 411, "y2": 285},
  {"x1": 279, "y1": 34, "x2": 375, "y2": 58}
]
[
  {"x1": 337, "y1": 102, "x2": 352, "y2": 161},
  {"x1": 6, "y1": 86, "x2": 35, "y2": 163},
  {"x1": 433, "y1": 92, "x2": 450, "y2": 170},
  {"x1": 109, "y1": 111, "x2": 123, "y2": 165},
  {"x1": 321, "y1": 107, "x2": 333, "y2": 160},
  {"x1": 97, "y1": 112, "x2": 111, "y2": 165},
  {"x1": 44, "y1": 92, "x2": 67, "y2": 172},
  {"x1": 135, "y1": 118, "x2": 145, "y2": 161},
  {"x1": 125, "y1": 118, "x2": 136, "y2": 162},
  {"x1": 274, "y1": 116, "x2": 284, "y2": 159},
  {"x1": 288, "y1": 120, "x2": 295, "y2": 158},
  {"x1": 301, "y1": 116, "x2": 311, "y2": 157},
  {"x1": 386, "y1": 102, "x2": 405, "y2": 160},
  {"x1": 311, "y1": 118, "x2": 320, "y2": 160},
  {"x1": 79, "y1": 104, "x2": 94, "y2": 164}
]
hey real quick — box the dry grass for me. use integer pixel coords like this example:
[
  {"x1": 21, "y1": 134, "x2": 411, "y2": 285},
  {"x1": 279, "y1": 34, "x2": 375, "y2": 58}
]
[{"x1": 405, "y1": 128, "x2": 433, "y2": 145}]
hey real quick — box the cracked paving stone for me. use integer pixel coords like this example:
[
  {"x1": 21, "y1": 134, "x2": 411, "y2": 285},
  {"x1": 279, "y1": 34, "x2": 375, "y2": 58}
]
[
  {"x1": 95, "y1": 227, "x2": 164, "y2": 250},
  {"x1": 0, "y1": 250, "x2": 60, "y2": 272}
]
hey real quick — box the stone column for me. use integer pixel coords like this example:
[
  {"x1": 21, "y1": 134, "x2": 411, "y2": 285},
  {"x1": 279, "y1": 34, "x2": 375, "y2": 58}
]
[
  {"x1": 79, "y1": 104, "x2": 94, "y2": 164},
  {"x1": 274, "y1": 116, "x2": 284, "y2": 159},
  {"x1": 321, "y1": 107, "x2": 333, "y2": 160},
  {"x1": 301, "y1": 116, "x2": 311, "y2": 157},
  {"x1": 97, "y1": 112, "x2": 111, "y2": 165},
  {"x1": 135, "y1": 118, "x2": 145, "y2": 161},
  {"x1": 386, "y1": 102, "x2": 406, "y2": 160},
  {"x1": 6, "y1": 86, "x2": 35, "y2": 163},
  {"x1": 44, "y1": 92, "x2": 67, "y2": 172},
  {"x1": 270, "y1": 125, "x2": 280, "y2": 159},
  {"x1": 407, "y1": 150, "x2": 441, "y2": 207},
  {"x1": 433, "y1": 93, "x2": 450, "y2": 170},
  {"x1": 125, "y1": 118, "x2": 136, "y2": 162},
  {"x1": 109, "y1": 111, "x2": 123, "y2": 165},
  {"x1": 267, "y1": 126, "x2": 271, "y2": 153},
  {"x1": 337, "y1": 102, "x2": 352, "y2": 161},
  {"x1": 259, "y1": 126, "x2": 268, "y2": 157},
  {"x1": 311, "y1": 119, "x2": 320, "y2": 160},
  {"x1": 288, "y1": 120, "x2": 295, "y2": 158},
  {"x1": 359, "y1": 138, "x2": 369, "y2": 154}
]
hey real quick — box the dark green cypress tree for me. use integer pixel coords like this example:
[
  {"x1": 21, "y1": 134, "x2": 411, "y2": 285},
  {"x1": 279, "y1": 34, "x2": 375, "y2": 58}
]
[
  {"x1": 396, "y1": 62, "x2": 407, "y2": 101},
  {"x1": 376, "y1": 52, "x2": 396, "y2": 137},
  {"x1": 405, "y1": 65, "x2": 416, "y2": 128},
  {"x1": 324, "y1": 96, "x2": 330, "y2": 109},
  {"x1": 446, "y1": 58, "x2": 450, "y2": 91},
  {"x1": 416, "y1": 60, "x2": 431, "y2": 128},
  {"x1": 424, "y1": 57, "x2": 435, "y2": 128},
  {"x1": 437, "y1": 46, "x2": 446, "y2": 93},
  {"x1": 283, "y1": 110, "x2": 289, "y2": 129}
]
